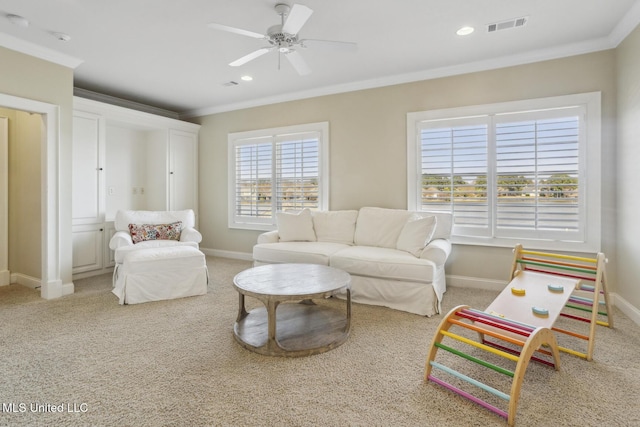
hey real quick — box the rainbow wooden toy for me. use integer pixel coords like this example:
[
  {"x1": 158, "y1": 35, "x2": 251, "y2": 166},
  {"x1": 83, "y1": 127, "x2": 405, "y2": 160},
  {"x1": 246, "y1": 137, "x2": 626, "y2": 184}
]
[
  {"x1": 508, "y1": 244, "x2": 613, "y2": 361},
  {"x1": 425, "y1": 305, "x2": 561, "y2": 426},
  {"x1": 424, "y1": 245, "x2": 613, "y2": 425}
]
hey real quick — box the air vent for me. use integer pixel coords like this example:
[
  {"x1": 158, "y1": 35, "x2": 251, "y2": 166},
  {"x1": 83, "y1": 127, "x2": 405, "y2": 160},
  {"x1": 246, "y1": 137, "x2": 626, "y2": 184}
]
[
  {"x1": 487, "y1": 16, "x2": 528, "y2": 33},
  {"x1": 222, "y1": 81, "x2": 239, "y2": 87}
]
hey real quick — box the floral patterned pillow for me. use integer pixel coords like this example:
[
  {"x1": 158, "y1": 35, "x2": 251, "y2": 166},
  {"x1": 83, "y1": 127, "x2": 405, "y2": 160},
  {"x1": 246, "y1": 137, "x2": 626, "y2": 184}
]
[{"x1": 129, "y1": 221, "x2": 182, "y2": 244}]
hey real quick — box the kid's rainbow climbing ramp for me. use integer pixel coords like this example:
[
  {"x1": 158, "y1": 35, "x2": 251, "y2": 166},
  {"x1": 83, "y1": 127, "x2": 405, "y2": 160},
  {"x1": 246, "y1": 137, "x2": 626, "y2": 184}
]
[{"x1": 424, "y1": 244, "x2": 613, "y2": 425}]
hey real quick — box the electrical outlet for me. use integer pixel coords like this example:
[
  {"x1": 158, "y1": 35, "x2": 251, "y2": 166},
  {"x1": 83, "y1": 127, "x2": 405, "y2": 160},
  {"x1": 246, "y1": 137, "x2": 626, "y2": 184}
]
[
  {"x1": 108, "y1": 187, "x2": 115, "y2": 195},
  {"x1": 132, "y1": 187, "x2": 138, "y2": 195},
  {"x1": 140, "y1": 187, "x2": 145, "y2": 195}
]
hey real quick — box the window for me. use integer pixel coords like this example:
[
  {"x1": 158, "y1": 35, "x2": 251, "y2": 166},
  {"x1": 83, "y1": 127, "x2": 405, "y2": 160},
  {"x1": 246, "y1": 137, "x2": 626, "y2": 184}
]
[
  {"x1": 407, "y1": 92, "x2": 601, "y2": 252},
  {"x1": 228, "y1": 122, "x2": 329, "y2": 230}
]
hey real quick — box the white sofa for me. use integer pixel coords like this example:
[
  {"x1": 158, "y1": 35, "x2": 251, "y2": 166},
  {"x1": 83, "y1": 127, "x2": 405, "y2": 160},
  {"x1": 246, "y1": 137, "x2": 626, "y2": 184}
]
[
  {"x1": 108, "y1": 210, "x2": 208, "y2": 304},
  {"x1": 253, "y1": 207, "x2": 452, "y2": 316}
]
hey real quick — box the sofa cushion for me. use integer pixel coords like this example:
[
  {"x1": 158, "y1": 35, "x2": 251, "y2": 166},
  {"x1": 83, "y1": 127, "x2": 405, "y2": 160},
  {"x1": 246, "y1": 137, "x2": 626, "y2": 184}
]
[
  {"x1": 276, "y1": 209, "x2": 316, "y2": 242},
  {"x1": 330, "y1": 246, "x2": 435, "y2": 283},
  {"x1": 253, "y1": 242, "x2": 349, "y2": 265},
  {"x1": 396, "y1": 215, "x2": 437, "y2": 257},
  {"x1": 312, "y1": 210, "x2": 358, "y2": 245},
  {"x1": 354, "y1": 207, "x2": 413, "y2": 249}
]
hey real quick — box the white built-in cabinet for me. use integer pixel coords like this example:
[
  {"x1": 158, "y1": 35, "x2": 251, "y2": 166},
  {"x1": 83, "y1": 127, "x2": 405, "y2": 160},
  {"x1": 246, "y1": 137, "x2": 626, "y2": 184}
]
[{"x1": 71, "y1": 97, "x2": 200, "y2": 278}]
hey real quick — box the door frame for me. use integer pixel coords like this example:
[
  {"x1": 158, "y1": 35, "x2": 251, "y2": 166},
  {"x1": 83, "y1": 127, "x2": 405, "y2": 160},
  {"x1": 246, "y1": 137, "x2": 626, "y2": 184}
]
[{"x1": 0, "y1": 93, "x2": 63, "y2": 299}]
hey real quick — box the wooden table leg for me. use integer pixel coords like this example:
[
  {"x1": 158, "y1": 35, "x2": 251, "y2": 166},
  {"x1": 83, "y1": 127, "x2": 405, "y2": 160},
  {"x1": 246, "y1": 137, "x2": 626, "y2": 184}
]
[{"x1": 266, "y1": 300, "x2": 280, "y2": 353}]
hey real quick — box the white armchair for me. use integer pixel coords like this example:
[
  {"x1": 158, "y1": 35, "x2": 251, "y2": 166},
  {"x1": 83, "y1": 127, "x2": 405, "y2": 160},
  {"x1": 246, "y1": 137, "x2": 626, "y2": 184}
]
[
  {"x1": 109, "y1": 209, "x2": 208, "y2": 304},
  {"x1": 109, "y1": 209, "x2": 202, "y2": 262}
]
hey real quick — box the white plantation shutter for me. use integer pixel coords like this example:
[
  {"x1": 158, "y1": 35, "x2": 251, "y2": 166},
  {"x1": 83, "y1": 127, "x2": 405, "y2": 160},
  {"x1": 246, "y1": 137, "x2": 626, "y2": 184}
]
[
  {"x1": 234, "y1": 138, "x2": 272, "y2": 221},
  {"x1": 418, "y1": 116, "x2": 490, "y2": 237},
  {"x1": 494, "y1": 107, "x2": 583, "y2": 241},
  {"x1": 408, "y1": 93, "x2": 600, "y2": 251},
  {"x1": 228, "y1": 123, "x2": 328, "y2": 230},
  {"x1": 275, "y1": 132, "x2": 320, "y2": 211}
]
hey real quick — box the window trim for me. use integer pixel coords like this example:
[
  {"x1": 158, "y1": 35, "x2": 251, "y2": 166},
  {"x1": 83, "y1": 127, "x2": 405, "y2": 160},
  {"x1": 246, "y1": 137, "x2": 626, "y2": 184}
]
[
  {"x1": 407, "y1": 92, "x2": 601, "y2": 253},
  {"x1": 228, "y1": 122, "x2": 329, "y2": 231}
]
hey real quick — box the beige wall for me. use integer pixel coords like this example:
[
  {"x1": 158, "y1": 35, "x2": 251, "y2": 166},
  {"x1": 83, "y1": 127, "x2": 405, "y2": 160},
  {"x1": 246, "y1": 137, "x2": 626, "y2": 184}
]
[
  {"x1": 196, "y1": 50, "x2": 618, "y2": 291},
  {"x1": 0, "y1": 108, "x2": 42, "y2": 278},
  {"x1": 616, "y1": 25, "x2": 640, "y2": 310},
  {"x1": 0, "y1": 46, "x2": 74, "y2": 287}
]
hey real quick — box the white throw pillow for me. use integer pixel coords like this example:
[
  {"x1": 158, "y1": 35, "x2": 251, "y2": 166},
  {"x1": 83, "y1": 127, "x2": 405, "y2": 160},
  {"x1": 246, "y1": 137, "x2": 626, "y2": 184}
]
[
  {"x1": 396, "y1": 215, "x2": 437, "y2": 257},
  {"x1": 312, "y1": 210, "x2": 358, "y2": 245},
  {"x1": 276, "y1": 209, "x2": 317, "y2": 242},
  {"x1": 354, "y1": 207, "x2": 413, "y2": 248}
]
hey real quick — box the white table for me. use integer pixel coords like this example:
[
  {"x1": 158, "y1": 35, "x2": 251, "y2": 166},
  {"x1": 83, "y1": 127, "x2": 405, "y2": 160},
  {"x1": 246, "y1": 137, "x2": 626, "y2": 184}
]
[{"x1": 232, "y1": 263, "x2": 352, "y2": 357}]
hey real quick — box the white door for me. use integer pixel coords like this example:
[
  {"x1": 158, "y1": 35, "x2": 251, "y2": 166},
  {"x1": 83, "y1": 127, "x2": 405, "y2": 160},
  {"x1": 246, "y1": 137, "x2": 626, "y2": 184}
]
[
  {"x1": 72, "y1": 111, "x2": 104, "y2": 224},
  {"x1": 168, "y1": 130, "x2": 198, "y2": 215}
]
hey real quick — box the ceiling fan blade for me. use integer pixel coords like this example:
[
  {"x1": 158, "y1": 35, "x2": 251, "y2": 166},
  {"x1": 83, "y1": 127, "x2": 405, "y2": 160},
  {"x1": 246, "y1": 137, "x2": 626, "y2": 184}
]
[
  {"x1": 300, "y1": 39, "x2": 358, "y2": 52},
  {"x1": 282, "y1": 4, "x2": 313, "y2": 35},
  {"x1": 285, "y1": 50, "x2": 311, "y2": 75},
  {"x1": 229, "y1": 48, "x2": 272, "y2": 67},
  {"x1": 208, "y1": 23, "x2": 265, "y2": 39}
]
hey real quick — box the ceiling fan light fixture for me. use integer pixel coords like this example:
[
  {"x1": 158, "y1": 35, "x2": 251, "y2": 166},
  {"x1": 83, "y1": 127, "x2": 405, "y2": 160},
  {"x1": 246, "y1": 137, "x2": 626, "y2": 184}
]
[
  {"x1": 456, "y1": 26, "x2": 475, "y2": 36},
  {"x1": 6, "y1": 14, "x2": 30, "y2": 28},
  {"x1": 209, "y1": 2, "x2": 357, "y2": 75}
]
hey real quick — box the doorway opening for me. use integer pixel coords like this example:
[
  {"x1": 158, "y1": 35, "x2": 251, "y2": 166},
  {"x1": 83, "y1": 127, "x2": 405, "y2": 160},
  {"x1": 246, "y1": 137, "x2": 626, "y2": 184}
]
[{"x1": 0, "y1": 92, "x2": 65, "y2": 299}]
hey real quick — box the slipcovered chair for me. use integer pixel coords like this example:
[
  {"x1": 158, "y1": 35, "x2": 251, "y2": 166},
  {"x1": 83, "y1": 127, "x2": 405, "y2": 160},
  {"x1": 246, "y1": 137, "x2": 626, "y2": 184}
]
[{"x1": 109, "y1": 210, "x2": 208, "y2": 304}]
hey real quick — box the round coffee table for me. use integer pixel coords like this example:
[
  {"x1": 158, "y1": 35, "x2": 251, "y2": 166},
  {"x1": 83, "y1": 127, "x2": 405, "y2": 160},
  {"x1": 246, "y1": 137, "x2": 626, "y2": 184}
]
[{"x1": 232, "y1": 263, "x2": 352, "y2": 357}]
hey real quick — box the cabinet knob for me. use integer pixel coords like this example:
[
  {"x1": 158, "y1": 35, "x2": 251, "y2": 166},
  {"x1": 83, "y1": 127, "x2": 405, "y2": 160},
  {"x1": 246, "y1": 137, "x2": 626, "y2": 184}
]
[
  {"x1": 99, "y1": 168, "x2": 103, "y2": 171},
  {"x1": 100, "y1": 228, "x2": 104, "y2": 232},
  {"x1": 170, "y1": 171, "x2": 174, "y2": 175}
]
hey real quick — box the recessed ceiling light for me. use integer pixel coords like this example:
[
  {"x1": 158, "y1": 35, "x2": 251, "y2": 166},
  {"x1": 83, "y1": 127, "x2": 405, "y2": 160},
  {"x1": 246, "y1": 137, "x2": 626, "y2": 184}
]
[
  {"x1": 456, "y1": 26, "x2": 475, "y2": 36},
  {"x1": 241, "y1": 75, "x2": 253, "y2": 81}
]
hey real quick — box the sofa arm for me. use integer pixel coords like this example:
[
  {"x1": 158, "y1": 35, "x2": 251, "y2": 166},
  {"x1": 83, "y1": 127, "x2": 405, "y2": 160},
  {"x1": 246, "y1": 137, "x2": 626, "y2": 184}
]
[
  {"x1": 180, "y1": 227, "x2": 202, "y2": 244},
  {"x1": 420, "y1": 239, "x2": 452, "y2": 266},
  {"x1": 257, "y1": 230, "x2": 280, "y2": 244},
  {"x1": 109, "y1": 231, "x2": 133, "y2": 250}
]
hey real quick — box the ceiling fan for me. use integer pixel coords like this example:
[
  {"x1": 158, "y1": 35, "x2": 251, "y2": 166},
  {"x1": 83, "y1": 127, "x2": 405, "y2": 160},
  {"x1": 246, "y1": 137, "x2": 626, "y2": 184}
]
[{"x1": 208, "y1": 3, "x2": 357, "y2": 75}]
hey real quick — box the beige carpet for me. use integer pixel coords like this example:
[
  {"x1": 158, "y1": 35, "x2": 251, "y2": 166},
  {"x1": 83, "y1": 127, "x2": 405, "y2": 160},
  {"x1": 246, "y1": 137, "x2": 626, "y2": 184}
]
[{"x1": 1, "y1": 256, "x2": 639, "y2": 427}]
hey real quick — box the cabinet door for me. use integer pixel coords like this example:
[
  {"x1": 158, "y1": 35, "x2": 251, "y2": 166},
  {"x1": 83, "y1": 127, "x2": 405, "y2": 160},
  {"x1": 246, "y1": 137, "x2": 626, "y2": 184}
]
[
  {"x1": 72, "y1": 225, "x2": 104, "y2": 274},
  {"x1": 72, "y1": 111, "x2": 105, "y2": 224},
  {"x1": 168, "y1": 130, "x2": 198, "y2": 215}
]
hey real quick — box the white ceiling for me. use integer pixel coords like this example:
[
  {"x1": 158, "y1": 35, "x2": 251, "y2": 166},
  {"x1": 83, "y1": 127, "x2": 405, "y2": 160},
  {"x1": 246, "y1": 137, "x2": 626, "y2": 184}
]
[{"x1": 1, "y1": 0, "x2": 639, "y2": 117}]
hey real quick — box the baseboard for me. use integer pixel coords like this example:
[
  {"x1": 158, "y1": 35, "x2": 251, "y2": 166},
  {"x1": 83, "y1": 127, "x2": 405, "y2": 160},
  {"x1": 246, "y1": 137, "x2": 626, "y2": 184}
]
[
  {"x1": 6, "y1": 274, "x2": 73, "y2": 299},
  {"x1": 61, "y1": 281, "x2": 75, "y2": 296},
  {"x1": 10, "y1": 272, "x2": 40, "y2": 289},
  {"x1": 0, "y1": 269, "x2": 10, "y2": 286},
  {"x1": 200, "y1": 248, "x2": 253, "y2": 261},
  {"x1": 446, "y1": 274, "x2": 507, "y2": 292},
  {"x1": 611, "y1": 292, "x2": 640, "y2": 326}
]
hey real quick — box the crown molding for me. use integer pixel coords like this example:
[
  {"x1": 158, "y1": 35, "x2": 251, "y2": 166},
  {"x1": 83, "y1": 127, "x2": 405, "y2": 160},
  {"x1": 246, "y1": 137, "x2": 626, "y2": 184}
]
[
  {"x1": 608, "y1": 0, "x2": 640, "y2": 46},
  {"x1": 182, "y1": 36, "x2": 614, "y2": 118},
  {"x1": 184, "y1": 3, "x2": 640, "y2": 118},
  {"x1": 0, "y1": 31, "x2": 83, "y2": 69},
  {"x1": 74, "y1": 88, "x2": 181, "y2": 120}
]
